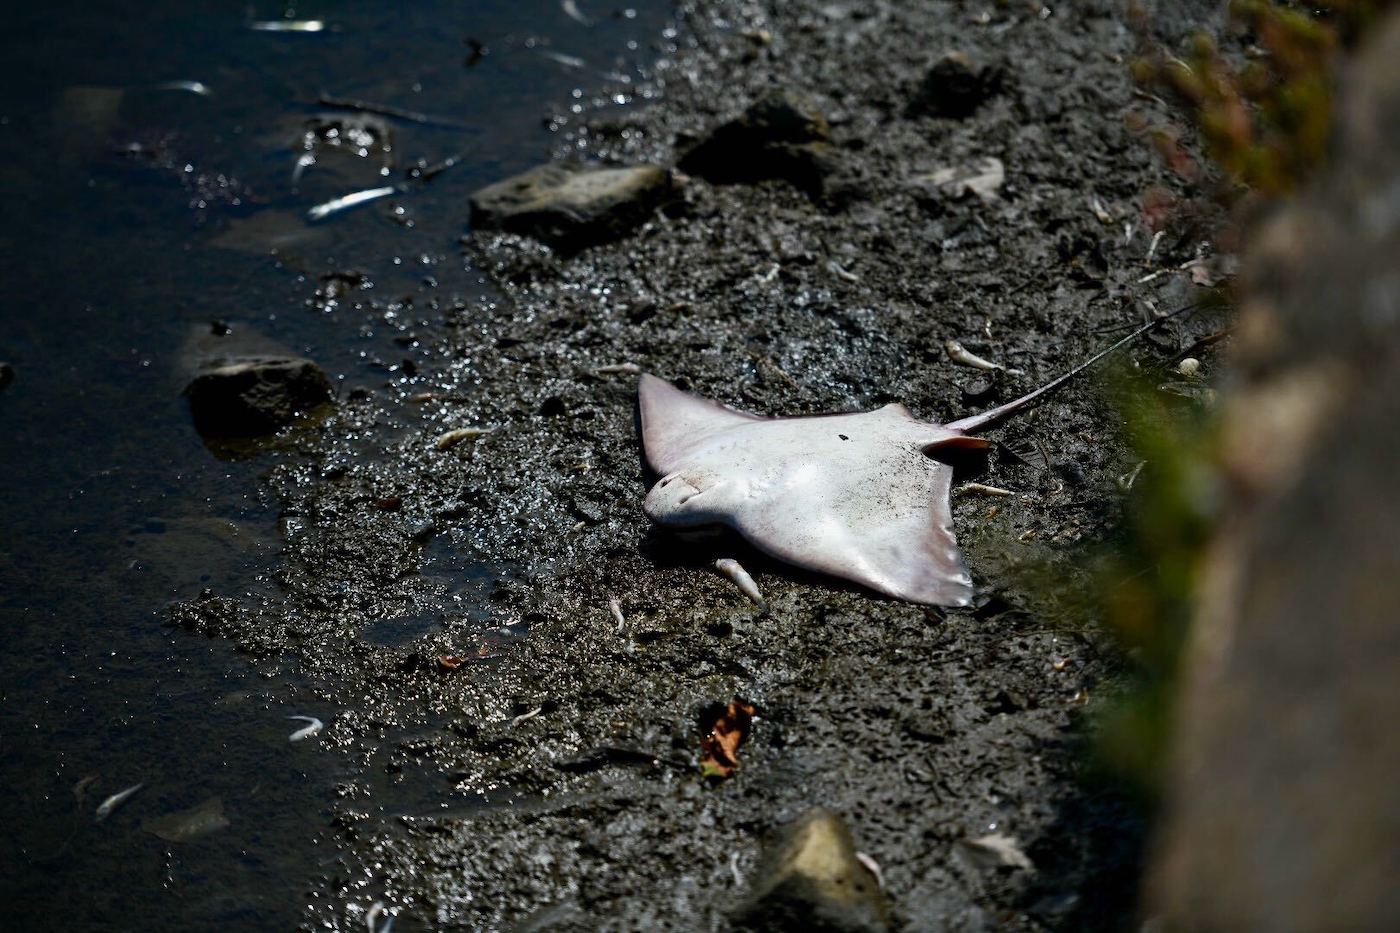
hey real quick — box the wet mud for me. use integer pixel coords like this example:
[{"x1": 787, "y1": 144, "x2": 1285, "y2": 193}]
[{"x1": 166, "y1": 1, "x2": 1226, "y2": 929}]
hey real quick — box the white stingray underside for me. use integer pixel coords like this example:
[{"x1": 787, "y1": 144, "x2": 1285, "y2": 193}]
[{"x1": 638, "y1": 374, "x2": 982, "y2": 607}]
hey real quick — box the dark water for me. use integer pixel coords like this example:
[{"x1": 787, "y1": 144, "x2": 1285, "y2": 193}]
[{"x1": 0, "y1": 2, "x2": 670, "y2": 928}]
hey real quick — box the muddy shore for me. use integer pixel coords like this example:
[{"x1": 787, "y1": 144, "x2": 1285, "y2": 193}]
[{"x1": 172, "y1": 2, "x2": 1226, "y2": 929}]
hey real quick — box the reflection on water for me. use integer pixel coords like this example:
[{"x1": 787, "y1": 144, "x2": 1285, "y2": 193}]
[{"x1": 0, "y1": 1, "x2": 669, "y2": 928}]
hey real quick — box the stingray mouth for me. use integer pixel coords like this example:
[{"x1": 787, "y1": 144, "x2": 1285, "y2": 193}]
[
  {"x1": 644, "y1": 473, "x2": 715, "y2": 525},
  {"x1": 656, "y1": 474, "x2": 703, "y2": 504}
]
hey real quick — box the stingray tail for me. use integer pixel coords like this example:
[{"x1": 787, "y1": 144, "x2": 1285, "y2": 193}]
[{"x1": 945, "y1": 303, "x2": 1201, "y2": 435}]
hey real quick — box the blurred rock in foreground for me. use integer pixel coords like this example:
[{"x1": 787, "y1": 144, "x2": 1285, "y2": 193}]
[{"x1": 1150, "y1": 12, "x2": 1400, "y2": 930}]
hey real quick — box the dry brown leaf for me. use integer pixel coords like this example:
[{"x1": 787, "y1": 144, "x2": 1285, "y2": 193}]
[
  {"x1": 436, "y1": 645, "x2": 499, "y2": 672},
  {"x1": 699, "y1": 699, "x2": 757, "y2": 779}
]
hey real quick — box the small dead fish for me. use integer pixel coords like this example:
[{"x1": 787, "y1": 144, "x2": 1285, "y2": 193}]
[
  {"x1": 306, "y1": 186, "x2": 397, "y2": 222},
  {"x1": 435, "y1": 426, "x2": 494, "y2": 450},
  {"x1": 536, "y1": 50, "x2": 586, "y2": 69},
  {"x1": 152, "y1": 80, "x2": 212, "y2": 96},
  {"x1": 288, "y1": 715, "x2": 323, "y2": 742},
  {"x1": 95, "y1": 782, "x2": 144, "y2": 822},
  {"x1": 250, "y1": 19, "x2": 325, "y2": 32},
  {"x1": 945, "y1": 338, "x2": 1023, "y2": 375},
  {"x1": 714, "y1": 558, "x2": 764, "y2": 605},
  {"x1": 561, "y1": 0, "x2": 592, "y2": 25}
]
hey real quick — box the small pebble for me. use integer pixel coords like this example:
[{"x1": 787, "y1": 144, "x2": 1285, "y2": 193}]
[{"x1": 1177, "y1": 357, "x2": 1201, "y2": 378}]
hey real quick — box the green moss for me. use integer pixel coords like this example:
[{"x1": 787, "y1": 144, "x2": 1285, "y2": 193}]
[{"x1": 1136, "y1": 0, "x2": 1394, "y2": 194}]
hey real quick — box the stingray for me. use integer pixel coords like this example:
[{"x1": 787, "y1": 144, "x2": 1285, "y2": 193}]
[{"x1": 639, "y1": 316, "x2": 1182, "y2": 606}]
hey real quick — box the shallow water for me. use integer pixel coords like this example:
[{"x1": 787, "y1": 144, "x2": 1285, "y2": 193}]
[{"x1": 0, "y1": 2, "x2": 669, "y2": 928}]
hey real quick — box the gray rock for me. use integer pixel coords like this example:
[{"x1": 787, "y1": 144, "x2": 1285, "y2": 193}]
[
  {"x1": 909, "y1": 51, "x2": 1003, "y2": 119},
  {"x1": 468, "y1": 162, "x2": 674, "y2": 247},
  {"x1": 679, "y1": 89, "x2": 843, "y2": 198},
  {"x1": 734, "y1": 809, "x2": 890, "y2": 932},
  {"x1": 184, "y1": 356, "x2": 333, "y2": 437},
  {"x1": 1150, "y1": 10, "x2": 1400, "y2": 930}
]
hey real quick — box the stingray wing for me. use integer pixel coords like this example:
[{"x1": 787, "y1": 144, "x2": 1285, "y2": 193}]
[
  {"x1": 730, "y1": 454, "x2": 973, "y2": 607},
  {"x1": 638, "y1": 374, "x2": 765, "y2": 474}
]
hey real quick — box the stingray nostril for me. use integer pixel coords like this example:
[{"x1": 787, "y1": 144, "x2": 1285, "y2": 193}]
[{"x1": 660, "y1": 477, "x2": 672, "y2": 486}]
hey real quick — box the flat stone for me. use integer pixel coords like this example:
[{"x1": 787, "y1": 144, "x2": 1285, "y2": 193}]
[
  {"x1": 468, "y1": 162, "x2": 674, "y2": 247},
  {"x1": 909, "y1": 51, "x2": 1003, "y2": 118},
  {"x1": 734, "y1": 809, "x2": 890, "y2": 932},
  {"x1": 679, "y1": 89, "x2": 842, "y2": 198},
  {"x1": 184, "y1": 356, "x2": 333, "y2": 437}
]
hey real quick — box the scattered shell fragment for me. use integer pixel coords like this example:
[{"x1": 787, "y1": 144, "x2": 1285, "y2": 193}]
[
  {"x1": 945, "y1": 339, "x2": 1023, "y2": 375},
  {"x1": 597, "y1": 362, "x2": 642, "y2": 375},
  {"x1": 288, "y1": 715, "x2": 324, "y2": 742},
  {"x1": 511, "y1": 705, "x2": 544, "y2": 727},
  {"x1": 827, "y1": 260, "x2": 860, "y2": 282},
  {"x1": 435, "y1": 426, "x2": 493, "y2": 450},
  {"x1": 608, "y1": 598, "x2": 626, "y2": 631},
  {"x1": 1145, "y1": 229, "x2": 1164, "y2": 263},
  {"x1": 856, "y1": 851, "x2": 886, "y2": 890},
  {"x1": 957, "y1": 833, "x2": 1035, "y2": 871},
  {"x1": 918, "y1": 156, "x2": 1005, "y2": 200},
  {"x1": 1089, "y1": 197, "x2": 1112, "y2": 224},
  {"x1": 714, "y1": 558, "x2": 764, "y2": 605},
  {"x1": 1176, "y1": 357, "x2": 1201, "y2": 378},
  {"x1": 956, "y1": 482, "x2": 1018, "y2": 498}
]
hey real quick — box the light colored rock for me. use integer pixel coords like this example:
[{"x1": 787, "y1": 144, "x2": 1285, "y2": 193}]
[
  {"x1": 468, "y1": 162, "x2": 673, "y2": 246},
  {"x1": 734, "y1": 809, "x2": 890, "y2": 931}
]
